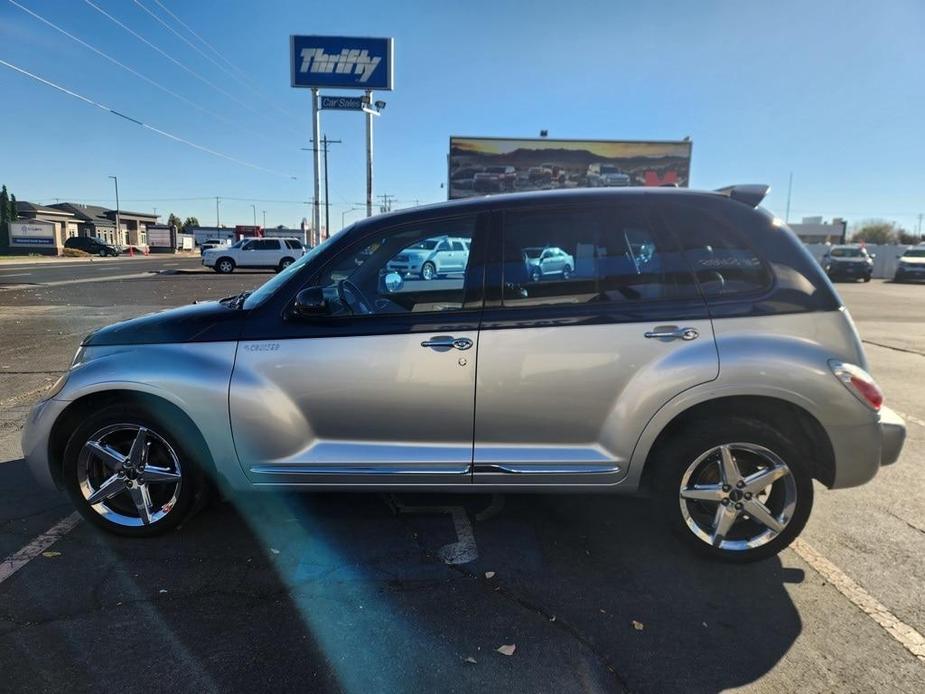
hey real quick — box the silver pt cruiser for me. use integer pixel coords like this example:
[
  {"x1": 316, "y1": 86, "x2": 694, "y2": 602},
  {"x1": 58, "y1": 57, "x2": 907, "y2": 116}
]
[{"x1": 23, "y1": 186, "x2": 906, "y2": 562}]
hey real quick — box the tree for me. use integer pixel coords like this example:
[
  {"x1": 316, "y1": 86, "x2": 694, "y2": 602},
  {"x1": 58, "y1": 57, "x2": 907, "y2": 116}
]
[
  {"x1": 9, "y1": 193, "x2": 17, "y2": 221},
  {"x1": 851, "y1": 220, "x2": 897, "y2": 245},
  {"x1": 167, "y1": 213, "x2": 182, "y2": 231},
  {"x1": 0, "y1": 185, "x2": 9, "y2": 251},
  {"x1": 897, "y1": 228, "x2": 922, "y2": 245},
  {"x1": 182, "y1": 216, "x2": 199, "y2": 231}
]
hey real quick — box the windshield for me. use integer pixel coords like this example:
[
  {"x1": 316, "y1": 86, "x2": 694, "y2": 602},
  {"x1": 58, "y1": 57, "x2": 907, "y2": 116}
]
[
  {"x1": 523, "y1": 248, "x2": 544, "y2": 259},
  {"x1": 599, "y1": 166, "x2": 622, "y2": 175},
  {"x1": 903, "y1": 248, "x2": 925, "y2": 258},
  {"x1": 831, "y1": 248, "x2": 864, "y2": 257},
  {"x1": 241, "y1": 228, "x2": 348, "y2": 309}
]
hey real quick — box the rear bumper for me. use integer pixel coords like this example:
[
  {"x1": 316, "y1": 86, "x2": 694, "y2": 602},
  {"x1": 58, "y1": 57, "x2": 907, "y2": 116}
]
[
  {"x1": 827, "y1": 405, "x2": 906, "y2": 488},
  {"x1": 879, "y1": 405, "x2": 906, "y2": 466}
]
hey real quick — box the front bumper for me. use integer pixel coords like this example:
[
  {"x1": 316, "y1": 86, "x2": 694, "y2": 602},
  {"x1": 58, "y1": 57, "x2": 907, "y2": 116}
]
[{"x1": 21, "y1": 397, "x2": 71, "y2": 490}]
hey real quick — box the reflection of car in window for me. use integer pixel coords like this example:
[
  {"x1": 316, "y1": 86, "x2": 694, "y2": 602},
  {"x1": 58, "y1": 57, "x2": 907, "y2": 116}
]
[
  {"x1": 522, "y1": 246, "x2": 575, "y2": 282},
  {"x1": 386, "y1": 235, "x2": 471, "y2": 280}
]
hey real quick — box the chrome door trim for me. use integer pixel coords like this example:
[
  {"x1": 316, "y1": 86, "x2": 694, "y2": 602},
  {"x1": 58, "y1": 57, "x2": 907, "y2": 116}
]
[
  {"x1": 250, "y1": 464, "x2": 472, "y2": 476},
  {"x1": 474, "y1": 463, "x2": 621, "y2": 474}
]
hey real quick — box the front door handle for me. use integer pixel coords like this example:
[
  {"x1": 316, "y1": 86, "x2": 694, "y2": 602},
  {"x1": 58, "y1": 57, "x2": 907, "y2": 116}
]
[
  {"x1": 421, "y1": 336, "x2": 473, "y2": 350},
  {"x1": 644, "y1": 326, "x2": 699, "y2": 341}
]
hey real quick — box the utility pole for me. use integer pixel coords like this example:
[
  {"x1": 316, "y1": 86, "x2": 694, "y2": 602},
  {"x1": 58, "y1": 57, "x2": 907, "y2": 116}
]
[
  {"x1": 108, "y1": 176, "x2": 120, "y2": 246},
  {"x1": 215, "y1": 197, "x2": 221, "y2": 228},
  {"x1": 263, "y1": 210, "x2": 267, "y2": 228},
  {"x1": 377, "y1": 194, "x2": 395, "y2": 213},
  {"x1": 785, "y1": 172, "x2": 793, "y2": 223},
  {"x1": 917, "y1": 213, "x2": 923, "y2": 237},
  {"x1": 304, "y1": 137, "x2": 342, "y2": 240},
  {"x1": 251, "y1": 204, "x2": 257, "y2": 227}
]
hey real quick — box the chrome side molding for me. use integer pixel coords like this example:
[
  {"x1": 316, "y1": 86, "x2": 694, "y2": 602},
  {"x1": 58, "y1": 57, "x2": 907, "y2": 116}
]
[
  {"x1": 250, "y1": 464, "x2": 471, "y2": 476},
  {"x1": 474, "y1": 463, "x2": 621, "y2": 474}
]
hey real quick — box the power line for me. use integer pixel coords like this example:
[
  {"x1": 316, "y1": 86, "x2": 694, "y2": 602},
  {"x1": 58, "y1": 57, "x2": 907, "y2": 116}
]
[
  {"x1": 7, "y1": 0, "x2": 280, "y2": 147},
  {"x1": 81, "y1": 0, "x2": 302, "y2": 138},
  {"x1": 150, "y1": 0, "x2": 301, "y2": 123},
  {"x1": 0, "y1": 59, "x2": 297, "y2": 179}
]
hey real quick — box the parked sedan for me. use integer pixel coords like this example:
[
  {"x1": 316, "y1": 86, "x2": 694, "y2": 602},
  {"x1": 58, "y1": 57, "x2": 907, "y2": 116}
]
[
  {"x1": 893, "y1": 247, "x2": 925, "y2": 282},
  {"x1": 523, "y1": 246, "x2": 575, "y2": 281}
]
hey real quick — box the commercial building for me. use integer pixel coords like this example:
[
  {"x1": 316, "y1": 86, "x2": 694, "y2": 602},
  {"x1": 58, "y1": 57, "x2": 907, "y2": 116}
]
[
  {"x1": 48, "y1": 203, "x2": 159, "y2": 247},
  {"x1": 7, "y1": 201, "x2": 80, "y2": 255},
  {"x1": 789, "y1": 216, "x2": 847, "y2": 244}
]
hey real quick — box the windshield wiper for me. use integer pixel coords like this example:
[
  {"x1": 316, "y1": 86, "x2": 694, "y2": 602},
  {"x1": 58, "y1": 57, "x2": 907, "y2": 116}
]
[{"x1": 220, "y1": 290, "x2": 252, "y2": 309}]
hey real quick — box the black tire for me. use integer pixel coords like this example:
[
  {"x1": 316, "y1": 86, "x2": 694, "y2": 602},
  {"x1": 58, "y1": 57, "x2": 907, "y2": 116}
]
[
  {"x1": 421, "y1": 262, "x2": 437, "y2": 280},
  {"x1": 863, "y1": 275, "x2": 871, "y2": 283},
  {"x1": 215, "y1": 257, "x2": 235, "y2": 274},
  {"x1": 277, "y1": 257, "x2": 295, "y2": 273},
  {"x1": 98, "y1": 249, "x2": 107, "y2": 257},
  {"x1": 62, "y1": 403, "x2": 205, "y2": 537},
  {"x1": 653, "y1": 416, "x2": 814, "y2": 563},
  {"x1": 562, "y1": 265, "x2": 572, "y2": 280},
  {"x1": 531, "y1": 267, "x2": 542, "y2": 283}
]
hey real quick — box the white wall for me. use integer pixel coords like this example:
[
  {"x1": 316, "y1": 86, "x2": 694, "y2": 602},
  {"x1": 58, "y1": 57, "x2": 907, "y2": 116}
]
[{"x1": 804, "y1": 244, "x2": 911, "y2": 279}]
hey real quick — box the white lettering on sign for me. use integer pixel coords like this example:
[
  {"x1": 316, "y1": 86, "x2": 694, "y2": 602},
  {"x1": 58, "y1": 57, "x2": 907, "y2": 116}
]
[{"x1": 299, "y1": 48, "x2": 381, "y2": 83}]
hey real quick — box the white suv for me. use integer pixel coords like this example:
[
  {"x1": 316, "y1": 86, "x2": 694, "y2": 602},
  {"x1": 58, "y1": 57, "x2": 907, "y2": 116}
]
[{"x1": 202, "y1": 238, "x2": 306, "y2": 273}]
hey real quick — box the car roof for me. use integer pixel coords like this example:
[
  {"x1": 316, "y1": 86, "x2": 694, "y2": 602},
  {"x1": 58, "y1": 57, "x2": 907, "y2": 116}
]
[{"x1": 356, "y1": 186, "x2": 758, "y2": 229}]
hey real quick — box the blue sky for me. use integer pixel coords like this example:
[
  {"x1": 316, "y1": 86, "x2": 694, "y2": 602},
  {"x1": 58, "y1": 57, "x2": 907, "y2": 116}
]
[{"x1": 1, "y1": 0, "x2": 924, "y2": 232}]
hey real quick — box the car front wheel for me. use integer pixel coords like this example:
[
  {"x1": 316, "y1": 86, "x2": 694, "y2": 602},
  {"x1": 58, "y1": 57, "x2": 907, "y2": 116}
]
[
  {"x1": 655, "y1": 416, "x2": 813, "y2": 562},
  {"x1": 62, "y1": 404, "x2": 201, "y2": 537},
  {"x1": 216, "y1": 258, "x2": 235, "y2": 274},
  {"x1": 421, "y1": 262, "x2": 436, "y2": 280}
]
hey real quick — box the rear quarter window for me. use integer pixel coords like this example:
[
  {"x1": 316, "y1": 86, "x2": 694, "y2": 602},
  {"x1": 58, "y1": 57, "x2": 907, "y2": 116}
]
[{"x1": 659, "y1": 202, "x2": 772, "y2": 297}]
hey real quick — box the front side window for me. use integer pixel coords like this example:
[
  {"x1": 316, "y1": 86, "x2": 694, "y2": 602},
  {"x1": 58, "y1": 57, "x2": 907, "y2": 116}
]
[
  {"x1": 500, "y1": 205, "x2": 697, "y2": 307},
  {"x1": 316, "y1": 217, "x2": 476, "y2": 316},
  {"x1": 659, "y1": 203, "x2": 771, "y2": 296}
]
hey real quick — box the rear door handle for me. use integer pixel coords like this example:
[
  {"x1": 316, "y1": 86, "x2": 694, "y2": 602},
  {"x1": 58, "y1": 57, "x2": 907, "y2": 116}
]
[
  {"x1": 644, "y1": 326, "x2": 699, "y2": 341},
  {"x1": 421, "y1": 336, "x2": 473, "y2": 350}
]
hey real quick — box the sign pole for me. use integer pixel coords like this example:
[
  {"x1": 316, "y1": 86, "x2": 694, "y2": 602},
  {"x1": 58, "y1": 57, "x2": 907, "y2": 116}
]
[
  {"x1": 311, "y1": 87, "x2": 322, "y2": 245},
  {"x1": 365, "y1": 89, "x2": 373, "y2": 218}
]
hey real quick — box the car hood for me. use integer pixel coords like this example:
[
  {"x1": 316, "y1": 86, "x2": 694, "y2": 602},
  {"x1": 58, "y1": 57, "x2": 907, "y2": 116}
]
[
  {"x1": 83, "y1": 300, "x2": 245, "y2": 346},
  {"x1": 900, "y1": 257, "x2": 925, "y2": 265},
  {"x1": 829, "y1": 257, "x2": 870, "y2": 263}
]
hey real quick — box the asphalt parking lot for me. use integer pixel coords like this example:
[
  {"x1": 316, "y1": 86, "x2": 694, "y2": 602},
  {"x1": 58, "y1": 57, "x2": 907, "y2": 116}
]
[{"x1": 0, "y1": 257, "x2": 923, "y2": 693}]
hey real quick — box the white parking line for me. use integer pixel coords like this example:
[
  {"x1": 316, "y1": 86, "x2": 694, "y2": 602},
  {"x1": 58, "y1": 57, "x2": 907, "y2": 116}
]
[
  {"x1": 893, "y1": 410, "x2": 925, "y2": 428},
  {"x1": 0, "y1": 272, "x2": 157, "y2": 290},
  {"x1": 792, "y1": 538, "x2": 925, "y2": 662},
  {"x1": 0, "y1": 512, "x2": 81, "y2": 585},
  {"x1": 0, "y1": 273, "x2": 31, "y2": 278}
]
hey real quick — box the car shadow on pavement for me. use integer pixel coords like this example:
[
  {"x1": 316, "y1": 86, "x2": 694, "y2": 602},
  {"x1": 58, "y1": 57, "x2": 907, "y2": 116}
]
[{"x1": 0, "y1": 485, "x2": 805, "y2": 694}]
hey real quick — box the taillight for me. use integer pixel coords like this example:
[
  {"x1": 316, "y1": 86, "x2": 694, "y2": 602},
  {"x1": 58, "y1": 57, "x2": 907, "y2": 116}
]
[{"x1": 829, "y1": 360, "x2": 884, "y2": 411}]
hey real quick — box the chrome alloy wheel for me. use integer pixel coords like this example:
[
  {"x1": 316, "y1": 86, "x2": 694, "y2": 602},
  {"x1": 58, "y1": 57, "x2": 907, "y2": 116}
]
[
  {"x1": 678, "y1": 443, "x2": 797, "y2": 551},
  {"x1": 77, "y1": 424, "x2": 183, "y2": 527}
]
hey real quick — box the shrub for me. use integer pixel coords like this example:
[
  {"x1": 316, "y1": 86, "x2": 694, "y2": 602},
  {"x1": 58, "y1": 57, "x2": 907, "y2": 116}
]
[{"x1": 62, "y1": 248, "x2": 91, "y2": 258}]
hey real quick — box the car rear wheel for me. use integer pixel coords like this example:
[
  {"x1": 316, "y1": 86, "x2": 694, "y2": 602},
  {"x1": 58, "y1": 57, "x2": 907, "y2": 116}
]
[
  {"x1": 62, "y1": 404, "x2": 201, "y2": 537},
  {"x1": 216, "y1": 258, "x2": 235, "y2": 274},
  {"x1": 655, "y1": 417, "x2": 813, "y2": 562},
  {"x1": 421, "y1": 262, "x2": 436, "y2": 280},
  {"x1": 277, "y1": 257, "x2": 294, "y2": 272},
  {"x1": 98, "y1": 249, "x2": 107, "y2": 257}
]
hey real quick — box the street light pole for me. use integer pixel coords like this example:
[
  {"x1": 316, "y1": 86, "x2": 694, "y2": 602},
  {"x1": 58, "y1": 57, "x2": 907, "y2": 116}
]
[
  {"x1": 215, "y1": 197, "x2": 221, "y2": 228},
  {"x1": 251, "y1": 204, "x2": 257, "y2": 227},
  {"x1": 108, "y1": 176, "x2": 120, "y2": 246},
  {"x1": 263, "y1": 210, "x2": 267, "y2": 228},
  {"x1": 365, "y1": 90, "x2": 373, "y2": 218}
]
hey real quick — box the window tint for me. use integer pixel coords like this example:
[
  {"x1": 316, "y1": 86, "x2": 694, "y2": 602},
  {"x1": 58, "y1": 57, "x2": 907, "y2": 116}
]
[
  {"x1": 253, "y1": 239, "x2": 278, "y2": 250},
  {"x1": 284, "y1": 239, "x2": 303, "y2": 249},
  {"x1": 451, "y1": 240, "x2": 465, "y2": 251},
  {"x1": 500, "y1": 205, "x2": 698, "y2": 307},
  {"x1": 660, "y1": 203, "x2": 771, "y2": 296},
  {"x1": 317, "y1": 217, "x2": 476, "y2": 316}
]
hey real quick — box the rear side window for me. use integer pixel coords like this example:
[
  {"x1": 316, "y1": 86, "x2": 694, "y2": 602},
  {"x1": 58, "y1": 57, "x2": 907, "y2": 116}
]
[
  {"x1": 284, "y1": 239, "x2": 303, "y2": 249},
  {"x1": 660, "y1": 203, "x2": 771, "y2": 296},
  {"x1": 500, "y1": 205, "x2": 699, "y2": 307},
  {"x1": 254, "y1": 239, "x2": 279, "y2": 250}
]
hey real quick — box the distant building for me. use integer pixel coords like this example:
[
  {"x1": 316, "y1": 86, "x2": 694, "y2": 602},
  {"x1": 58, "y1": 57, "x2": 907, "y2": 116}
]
[
  {"x1": 789, "y1": 216, "x2": 847, "y2": 244},
  {"x1": 10, "y1": 201, "x2": 80, "y2": 255},
  {"x1": 48, "y1": 203, "x2": 159, "y2": 247}
]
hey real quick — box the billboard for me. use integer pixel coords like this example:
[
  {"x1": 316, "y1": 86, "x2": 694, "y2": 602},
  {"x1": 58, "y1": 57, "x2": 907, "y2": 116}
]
[
  {"x1": 290, "y1": 36, "x2": 394, "y2": 90},
  {"x1": 10, "y1": 220, "x2": 55, "y2": 245},
  {"x1": 448, "y1": 137, "x2": 692, "y2": 199}
]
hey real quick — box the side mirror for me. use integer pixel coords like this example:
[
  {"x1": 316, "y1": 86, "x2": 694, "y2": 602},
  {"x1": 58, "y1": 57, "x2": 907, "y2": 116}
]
[
  {"x1": 289, "y1": 286, "x2": 329, "y2": 319},
  {"x1": 870, "y1": 253, "x2": 877, "y2": 259},
  {"x1": 383, "y1": 271, "x2": 404, "y2": 293}
]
